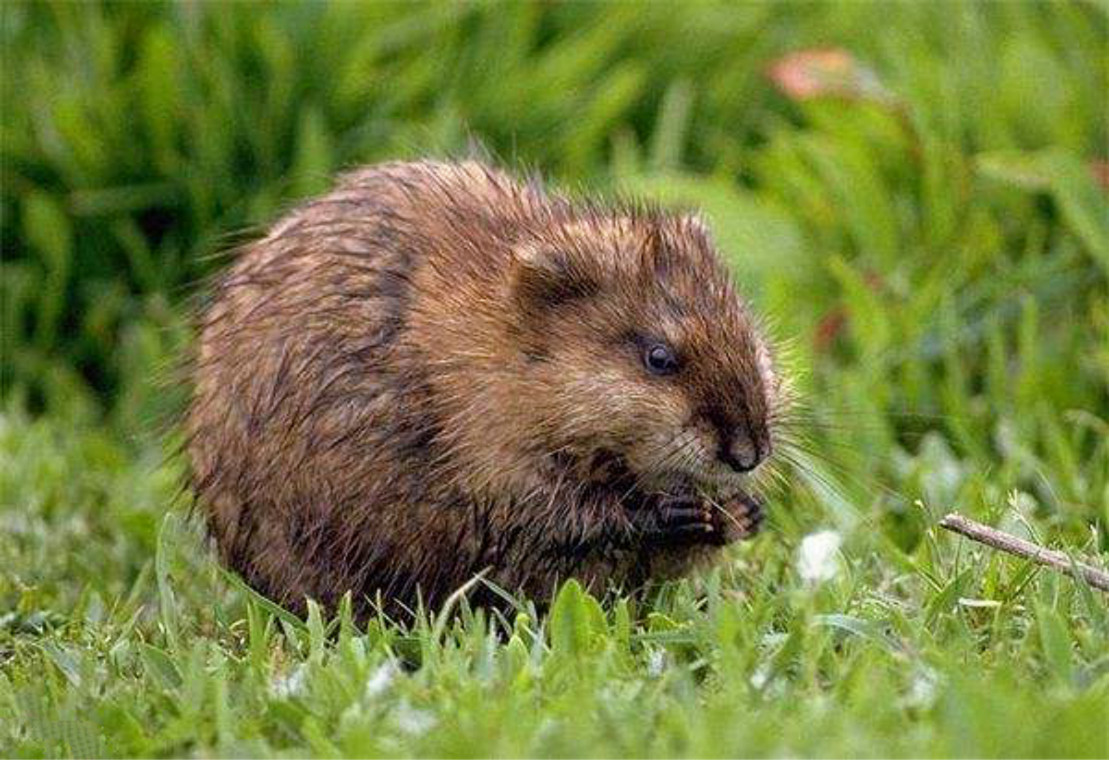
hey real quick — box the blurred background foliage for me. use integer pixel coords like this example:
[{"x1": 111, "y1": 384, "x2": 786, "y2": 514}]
[{"x1": 2, "y1": 2, "x2": 1107, "y2": 533}]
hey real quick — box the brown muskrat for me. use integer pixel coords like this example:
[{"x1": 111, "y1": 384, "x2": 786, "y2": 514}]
[{"x1": 187, "y1": 160, "x2": 787, "y2": 617}]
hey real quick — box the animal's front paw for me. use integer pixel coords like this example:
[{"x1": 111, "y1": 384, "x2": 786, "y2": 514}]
[
  {"x1": 628, "y1": 495, "x2": 723, "y2": 546},
  {"x1": 711, "y1": 491, "x2": 764, "y2": 542}
]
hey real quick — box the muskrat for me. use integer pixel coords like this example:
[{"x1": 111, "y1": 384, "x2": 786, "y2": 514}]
[{"x1": 187, "y1": 160, "x2": 786, "y2": 618}]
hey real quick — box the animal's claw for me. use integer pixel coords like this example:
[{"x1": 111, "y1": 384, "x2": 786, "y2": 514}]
[
  {"x1": 716, "y1": 491, "x2": 763, "y2": 540},
  {"x1": 629, "y1": 495, "x2": 721, "y2": 546}
]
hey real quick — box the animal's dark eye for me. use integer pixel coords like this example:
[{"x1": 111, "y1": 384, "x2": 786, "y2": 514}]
[{"x1": 643, "y1": 343, "x2": 679, "y2": 376}]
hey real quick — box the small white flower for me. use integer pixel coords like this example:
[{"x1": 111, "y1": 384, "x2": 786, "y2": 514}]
[
  {"x1": 646, "y1": 648, "x2": 667, "y2": 678},
  {"x1": 994, "y1": 419, "x2": 1019, "y2": 458},
  {"x1": 748, "y1": 663, "x2": 770, "y2": 690},
  {"x1": 901, "y1": 665, "x2": 941, "y2": 709},
  {"x1": 364, "y1": 660, "x2": 399, "y2": 699},
  {"x1": 270, "y1": 663, "x2": 307, "y2": 698},
  {"x1": 393, "y1": 700, "x2": 436, "y2": 735},
  {"x1": 797, "y1": 530, "x2": 842, "y2": 584}
]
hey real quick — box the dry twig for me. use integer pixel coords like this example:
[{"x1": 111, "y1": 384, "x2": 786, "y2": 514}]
[{"x1": 939, "y1": 512, "x2": 1109, "y2": 593}]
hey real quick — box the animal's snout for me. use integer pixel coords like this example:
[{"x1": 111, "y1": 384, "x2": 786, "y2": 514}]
[{"x1": 717, "y1": 427, "x2": 767, "y2": 473}]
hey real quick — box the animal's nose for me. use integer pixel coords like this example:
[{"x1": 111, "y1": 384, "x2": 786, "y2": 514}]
[{"x1": 718, "y1": 428, "x2": 766, "y2": 473}]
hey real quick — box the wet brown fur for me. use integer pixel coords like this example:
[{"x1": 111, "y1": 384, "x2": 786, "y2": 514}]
[{"x1": 187, "y1": 160, "x2": 783, "y2": 618}]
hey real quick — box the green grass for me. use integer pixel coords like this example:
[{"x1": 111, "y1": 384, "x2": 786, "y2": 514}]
[
  {"x1": 2, "y1": 408, "x2": 1108, "y2": 757},
  {"x1": 2, "y1": 1, "x2": 1108, "y2": 757}
]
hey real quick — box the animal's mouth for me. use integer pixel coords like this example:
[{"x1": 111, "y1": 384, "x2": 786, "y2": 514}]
[
  {"x1": 639, "y1": 457, "x2": 751, "y2": 501},
  {"x1": 693, "y1": 472, "x2": 751, "y2": 501},
  {"x1": 585, "y1": 448, "x2": 755, "y2": 504}
]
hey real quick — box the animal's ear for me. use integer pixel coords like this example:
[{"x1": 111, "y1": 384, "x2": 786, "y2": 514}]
[
  {"x1": 639, "y1": 215, "x2": 712, "y2": 279},
  {"x1": 511, "y1": 244, "x2": 598, "y2": 310},
  {"x1": 639, "y1": 223, "x2": 676, "y2": 279}
]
